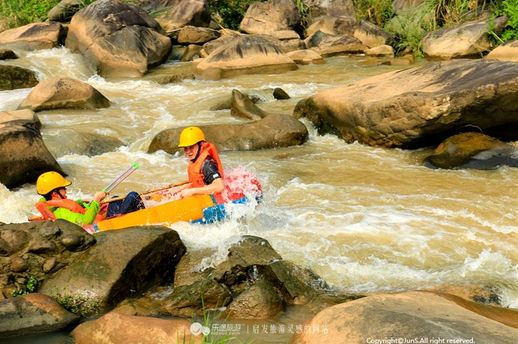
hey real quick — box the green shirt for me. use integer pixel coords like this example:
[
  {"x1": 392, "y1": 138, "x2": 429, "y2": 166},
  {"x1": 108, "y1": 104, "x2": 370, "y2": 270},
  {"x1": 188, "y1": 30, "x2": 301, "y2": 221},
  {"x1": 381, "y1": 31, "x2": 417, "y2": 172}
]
[{"x1": 38, "y1": 197, "x2": 100, "y2": 226}]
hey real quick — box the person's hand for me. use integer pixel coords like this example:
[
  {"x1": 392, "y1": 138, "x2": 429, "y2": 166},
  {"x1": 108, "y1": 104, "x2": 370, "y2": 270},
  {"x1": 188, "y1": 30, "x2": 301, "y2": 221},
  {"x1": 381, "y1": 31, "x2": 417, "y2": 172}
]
[
  {"x1": 93, "y1": 191, "x2": 107, "y2": 202},
  {"x1": 178, "y1": 188, "x2": 195, "y2": 199}
]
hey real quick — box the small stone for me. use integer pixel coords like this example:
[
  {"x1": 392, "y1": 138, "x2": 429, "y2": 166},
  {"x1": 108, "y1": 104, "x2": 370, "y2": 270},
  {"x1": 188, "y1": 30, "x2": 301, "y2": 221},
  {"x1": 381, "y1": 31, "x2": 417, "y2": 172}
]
[
  {"x1": 273, "y1": 87, "x2": 290, "y2": 100},
  {"x1": 61, "y1": 234, "x2": 84, "y2": 251},
  {"x1": 10, "y1": 257, "x2": 28, "y2": 272},
  {"x1": 42, "y1": 257, "x2": 57, "y2": 273},
  {"x1": 28, "y1": 240, "x2": 57, "y2": 254}
]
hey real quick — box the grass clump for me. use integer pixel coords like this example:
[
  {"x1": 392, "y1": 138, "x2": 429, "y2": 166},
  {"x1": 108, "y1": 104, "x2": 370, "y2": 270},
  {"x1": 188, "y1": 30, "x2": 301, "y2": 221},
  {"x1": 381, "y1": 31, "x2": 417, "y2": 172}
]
[{"x1": 0, "y1": 0, "x2": 60, "y2": 29}]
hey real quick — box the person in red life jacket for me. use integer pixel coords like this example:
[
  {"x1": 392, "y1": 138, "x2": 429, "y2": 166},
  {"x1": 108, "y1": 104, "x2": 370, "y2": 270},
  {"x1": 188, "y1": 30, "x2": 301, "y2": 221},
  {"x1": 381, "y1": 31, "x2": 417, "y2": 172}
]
[
  {"x1": 172, "y1": 127, "x2": 226, "y2": 204},
  {"x1": 34, "y1": 171, "x2": 144, "y2": 226}
]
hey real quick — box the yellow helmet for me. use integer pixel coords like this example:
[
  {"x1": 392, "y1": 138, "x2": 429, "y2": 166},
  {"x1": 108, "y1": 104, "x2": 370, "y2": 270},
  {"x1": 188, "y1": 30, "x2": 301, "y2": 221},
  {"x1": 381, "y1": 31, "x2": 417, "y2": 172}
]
[
  {"x1": 178, "y1": 126, "x2": 205, "y2": 147},
  {"x1": 36, "y1": 171, "x2": 71, "y2": 195}
]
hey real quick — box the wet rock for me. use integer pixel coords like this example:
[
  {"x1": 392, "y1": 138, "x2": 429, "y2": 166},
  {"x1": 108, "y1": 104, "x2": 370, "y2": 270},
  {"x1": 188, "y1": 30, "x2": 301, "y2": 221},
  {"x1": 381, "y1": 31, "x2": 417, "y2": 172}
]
[
  {"x1": 18, "y1": 77, "x2": 110, "y2": 112},
  {"x1": 177, "y1": 25, "x2": 219, "y2": 44},
  {"x1": 45, "y1": 129, "x2": 124, "y2": 158},
  {"x1": 0, "y1": 230, "x2": 29, "y2": 256},
  {"x1": 422, "y1": 17, "x2": 507, "y2": 59},
  {"x1": 0, "y1": 110, "x2": 62, "y2": 189},
  {"x1": 424, "y1": 132, "x2": 518, "y2": 169},
  {"x1": 65, "y1": 0, "x2": 171, "y2": 78},
  {"x1": 195, "y1": 35, "x2": 298, "y2": 80},
  {"x1": 273, "y1": 87, "x2": 290, "y2": 99},
  {"x1": 225, "y1": 274, "x2": 285, "y2": 319},
  {"x1": 286, "y1": 49, "x2": 325, "y2": 65},
  {"x1": 48, "y1": 0, "x2": 83, "y2": 22},
  {"x1": 72, "y1": 312, "x2": 200, "y2": 344},
  {"x1": 0, "y1": 22, "x2": 66, "y2": 51},
  {"x1": 148, "y1": 113, "x2": 308, "y2": 153},
  {"x1": 294, "y1": 291, "x2": 518, "y2": 344},
  {"x1": 40, "y1": 226, "x2": 186, "y2": 316},
  {"x1": 239, "y1": 0, "x2": 300, "y2": 36},
  {"x1": 155, "y1": 0, "x2": 211, "y2": 35},
  {"x1": 180, "y1": 44, "x2": 202, "y2": 62},
  {"x1": 142, "y1": 62, "x2": 195, "y2": 84},
  {"x1": 0, "y1": 65, "x2": 38, "y2": 91},
  {"x1": 486, "y1": 40, "x2": 518, "y2": 62},
  {"x1": 230, "y1": 89, "x2": 268, "y2": 120},
  {"x1": 150, "y1": 236, "x2": 339, "y2": 320},
  {"x1": 0, "y1": 293, "x2": 78, "y2": 338},
  {"x1": 0, "y1": 49, "x2": 17, "y2": 60},
  {"x1": 294, "y1": 59, "x2": 518, "y2": 148}
]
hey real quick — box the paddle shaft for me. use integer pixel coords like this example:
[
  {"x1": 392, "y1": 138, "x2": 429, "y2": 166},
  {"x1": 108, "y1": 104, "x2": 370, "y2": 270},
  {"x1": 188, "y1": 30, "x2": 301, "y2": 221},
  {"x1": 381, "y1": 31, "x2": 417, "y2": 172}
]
[{"x1": 101, "y1": 180, "x2": 189, "y2": 204}]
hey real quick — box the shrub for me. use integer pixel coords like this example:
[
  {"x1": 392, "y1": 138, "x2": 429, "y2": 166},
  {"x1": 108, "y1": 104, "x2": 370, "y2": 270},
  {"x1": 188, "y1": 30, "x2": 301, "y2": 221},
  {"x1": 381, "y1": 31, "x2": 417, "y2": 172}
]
[{"x1": 0, "y1": 0, "x2": 61, "y2": 28}]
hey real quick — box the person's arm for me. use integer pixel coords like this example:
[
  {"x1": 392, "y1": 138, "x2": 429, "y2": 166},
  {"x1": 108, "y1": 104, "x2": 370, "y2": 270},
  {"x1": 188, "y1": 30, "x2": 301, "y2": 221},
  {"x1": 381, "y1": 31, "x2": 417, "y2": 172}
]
[
  {"x1": 178, "y1": 178, "x2": 224, "y2": 198},
  {"x1": 53, "y1": 201, "x2": 100, "y2": 225}
]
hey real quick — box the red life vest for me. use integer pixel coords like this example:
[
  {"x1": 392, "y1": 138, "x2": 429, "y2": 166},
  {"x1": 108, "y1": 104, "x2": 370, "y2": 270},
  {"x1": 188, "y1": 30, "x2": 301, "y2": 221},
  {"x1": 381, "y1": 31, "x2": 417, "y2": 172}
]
[{"x1": 187, "y1": 142, "x2": 226, "y2": 204}]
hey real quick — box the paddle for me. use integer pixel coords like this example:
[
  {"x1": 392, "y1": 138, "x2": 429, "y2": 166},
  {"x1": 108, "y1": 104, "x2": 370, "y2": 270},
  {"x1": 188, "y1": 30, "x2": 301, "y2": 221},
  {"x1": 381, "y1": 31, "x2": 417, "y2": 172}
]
[{"x1": 103, "y1": 162, "x2": 140, "y2": 193}]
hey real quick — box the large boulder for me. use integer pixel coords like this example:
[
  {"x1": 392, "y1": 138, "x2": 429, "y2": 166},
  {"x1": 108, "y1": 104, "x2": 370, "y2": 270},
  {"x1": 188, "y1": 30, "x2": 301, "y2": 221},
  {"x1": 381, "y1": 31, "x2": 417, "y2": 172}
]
[
  {"x1": 424, "y1": 132, "x2": 518, "y2": 169},
  {"x1": 0, "y1": 110, "x2": 63, "y2": 189},
  {"x1": 294, "y1": 291, "x2": 518, "y2": 344},
  {"x1": 148, "y1": 113, "x2": 308, "y2": 153},
  {"x1": 240, "y1": 0, "x2": 300, "y2": 36},
  {"x1": 304, "y1": 31, "x2": 365, "y2": 57},
  {"x1": 0, "y1": 220, "x2": 95, "y2": 298},
  {"x1": 294, "y1": 59, "x2": 518, "y2": 148},
  {"x1": 177, "y1": 25, "x2": 220, "y2": 44},
  {"x1": 422, "y1": 17, "x2": 507, "y2": 59},
  {"x1": 155, "y1": 0, "x2": 211, "y2": 35},
  {"x1": 40, "y1": 226, "x2": 186, "y2": 316},
  {"x1": 45, "y1": 129, "x2": 124, "y2": 157},
  {"x1": 72, "y1": 312, "x2": 200, "y2": 344},
  {"x1": 120, "y1": 236, "x2": 350, "y2": 319},
  {"x1": 286, "y1": 49, "x2": 325, "y2": 64},
  {"x1": 65, "y1": 0, "x2": 172, "y2": 78},
  {"x1": 0, "y1": 65, "x2": 38, "y2": 91},
  {"x1": 18, "y1": 77, "x2": 110, "y2": 112},
  {"x1": 0, "y1": 22, "x2": 66, "y2": 51},
  {"x1": 486, "y1": 40, "x2": 518, "y2": 62},
  {"x1": 195, "y1": 35, "x2": 298, "y2": 80},
  {"x1": 0, "y1": 293, "x2": 78, "y2": 338},
  {"x1": 230, "y1": 89, "x2": 268, "y2": 120},
  {"x1": 305, "y1": 15, "x2": 391, "y2": 48},
  {"x1": 48, "y1": 0, "x2": 83, "y2": 22}
]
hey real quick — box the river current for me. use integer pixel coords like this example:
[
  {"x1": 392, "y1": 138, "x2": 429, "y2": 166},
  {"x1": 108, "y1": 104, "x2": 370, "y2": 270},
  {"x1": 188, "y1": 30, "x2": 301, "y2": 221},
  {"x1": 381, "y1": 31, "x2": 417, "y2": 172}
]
[{"x1": 1, "y1": 48, "x2": 517, "y2": 310}]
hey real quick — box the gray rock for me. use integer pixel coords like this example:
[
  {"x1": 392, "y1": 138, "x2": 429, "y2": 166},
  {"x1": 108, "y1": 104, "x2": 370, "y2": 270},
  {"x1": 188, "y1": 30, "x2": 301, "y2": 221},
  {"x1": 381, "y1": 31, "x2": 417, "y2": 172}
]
[
  {"x1": 0, "y1": 293, "x2": 78, "y2": 338},
  {"x1": 148, "y1": 113, "x2": 308, "y2": 153},
  {"x1": 0, "y1": 110, "x2": 62, "y2": 189},
  {"x1": 40, "y1": 227, "x2": 186, "y2": 316},
  {"x1": 294, "y1": 59, "x2": 518, "y2": 148}
]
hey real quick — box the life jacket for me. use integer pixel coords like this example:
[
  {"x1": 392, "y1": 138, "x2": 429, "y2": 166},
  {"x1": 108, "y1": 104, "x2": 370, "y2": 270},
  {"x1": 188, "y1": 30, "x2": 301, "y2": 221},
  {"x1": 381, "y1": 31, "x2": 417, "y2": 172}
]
[
  {"x1": 188, "y1": 142, "x2": 226, "y2": 204},
  {"x1": 35, "y1": 198, "x2": 86, "y2": 221}
]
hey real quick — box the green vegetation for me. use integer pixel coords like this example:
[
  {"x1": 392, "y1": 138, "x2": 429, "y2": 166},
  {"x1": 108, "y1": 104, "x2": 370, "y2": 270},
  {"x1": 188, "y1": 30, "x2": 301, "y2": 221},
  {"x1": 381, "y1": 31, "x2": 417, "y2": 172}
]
[
  {"x1": 492, "y1": 0, "x2": 518, "y2": 42},
  {"x1": 353, "y1": 0, "x2": 394, "y2": 26},
  {"x1": 55, "y1": 293, "x2": 101, "y2": 317},
  {"x1": 0, "y1": 0, "x2": 60, "y2": 28},
  {"x1": 208, "y1": 0, "x2": 259, "y2": 30},
  {"x1": 11, "y1": 275, "x2": 39, "y2": 297}
]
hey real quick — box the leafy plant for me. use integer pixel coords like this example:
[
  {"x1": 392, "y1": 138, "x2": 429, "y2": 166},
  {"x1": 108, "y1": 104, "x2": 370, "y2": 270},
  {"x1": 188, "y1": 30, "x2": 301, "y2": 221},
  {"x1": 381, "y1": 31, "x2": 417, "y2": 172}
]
[
  {"x1": 353, "y1": 0, "x2": 395, "y2": 26},
  {"x1": 11, "y1": 275, "x2": 39, "y2": 297},
  {"x1": 208, "y1": 0, "x2": 260, "y2": 30},
  {"x1": 491, "y1": 0, "x2": 518, "y2": 42},
  {"x1": 55, "y1": 293, "x2": 101, "y2": 317}
]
